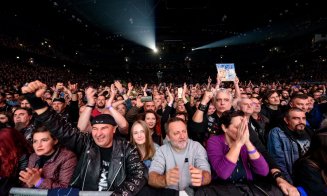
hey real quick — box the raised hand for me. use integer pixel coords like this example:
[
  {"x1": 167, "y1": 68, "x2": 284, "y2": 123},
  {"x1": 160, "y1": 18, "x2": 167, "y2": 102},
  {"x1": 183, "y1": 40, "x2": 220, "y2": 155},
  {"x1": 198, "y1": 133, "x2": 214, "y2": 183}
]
[
  {"x1": 136, "y1": 96, "x2": 144, "y2": 108},
  {"x1": 234, "y1": 76, "x2": 239, "y2": 85},
  {"x1": 127, "y1": 82, "x2": 133, "y2": 97},
  {"x1": 110, "y1": 83, "x2": 117, "y2": 96},
  {"x1": 166, "y1": 87, "x2": 174, "y2": 105},
  {"x1": 216, "y1": 73, "x2": 222, "y2": 90},
  {"x1": 114, "y1": 80, "x2": 124, "y2": 94},
  {"x1": 235, "y1": 117, "x2": 249, "y2": 146},
  {"x1": 201, "y1": 90, "x2": 213, "y2": 105},
  {"x1": 21, "y1": 80, "x2": 47, "y2": 97},
  {"x1": 68, "y1": 81, "x2": 78, "y2": 93},
  {"x1": 85, "y1": 87, "x2": 96, "y2": 106}
]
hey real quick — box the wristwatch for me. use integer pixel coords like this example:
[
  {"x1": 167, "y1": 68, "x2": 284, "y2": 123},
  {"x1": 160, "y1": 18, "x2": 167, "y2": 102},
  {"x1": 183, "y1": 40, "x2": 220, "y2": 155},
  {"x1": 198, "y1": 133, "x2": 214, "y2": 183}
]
[{"x1": 198, "y1": 103, "x2": 207, "y2": 112}]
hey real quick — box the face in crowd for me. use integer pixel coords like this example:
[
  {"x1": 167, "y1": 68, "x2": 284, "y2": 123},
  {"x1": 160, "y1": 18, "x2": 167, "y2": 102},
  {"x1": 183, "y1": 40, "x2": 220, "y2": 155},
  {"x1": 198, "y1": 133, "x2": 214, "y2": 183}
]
[
  {"x1": 167, "y1": 119, "x2": 188, "y2": 151},
  {"x1": 13, "y1": 108, "x2": 32, "y2": 128},
  {"x1": 284, "y1": 109, "x2": 306, "y2": 132},
  {"x1": 153, "y1": 94, "x2": 162, "y2": 108},
  {"x1": 290, "y1": 98, "x2": 309, "y2": 113},
  {"x1": 313, "y1": 91, "x2": 322, "y2": 101},
  {"x1": 281, "y1": 90, "x2": 290, "y2": 100},
  {"x1": 207, "y1": 103, "x2": 216, "y2": 116},
  {"x1": 239, "y1": 98, "x2": 254, "y2": 116},
  {"x1": 144, "y1": 101, "x2": 156, "y2": 112},
  {"x1": 52, "y1": 101, "x2": 65, "y2": 113},
  {"x1": 131, "y1": 121, "x2": 149, "y2": 146},
  {"x1": 116, "y1": 104, "x2": 127, "y2": 116},
  {"x1": 32, "y1": 130, "x2": 58, "y2": 156},
  {"x1": 144, "y1": 112, "x2": 156, "y2": 130},
  {"x1": 0, "y1": 113, "x2": 9, "y2": 124},
  {"x1": 250, "y1": 97, "x2": 261, "y2": 114},
  {"x1": 91, "y1": 123, "x2": 115, "y2": 148},
  {"x1": 267, "y1": 92, "x2": 280, "y2": 106},
  {"x1": 176, "y1": 100, "x2": 186, "y2": 113},
  {"x1": 96, "y1": 95, "x2": 106, "y2": 109},
  {"x1": 20, "y1": 99, "x2": 31, "y2": 108},
  {"x1": 214, "y1": 91, "x2": 232, "y2": 115}
]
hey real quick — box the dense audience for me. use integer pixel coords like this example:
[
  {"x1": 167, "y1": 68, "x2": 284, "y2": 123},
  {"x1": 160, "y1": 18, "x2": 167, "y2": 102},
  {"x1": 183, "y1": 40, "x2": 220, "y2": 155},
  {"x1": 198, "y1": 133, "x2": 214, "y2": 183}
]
[{"x1": 1, "y1": 38, "x2": 327, "y2": 196}]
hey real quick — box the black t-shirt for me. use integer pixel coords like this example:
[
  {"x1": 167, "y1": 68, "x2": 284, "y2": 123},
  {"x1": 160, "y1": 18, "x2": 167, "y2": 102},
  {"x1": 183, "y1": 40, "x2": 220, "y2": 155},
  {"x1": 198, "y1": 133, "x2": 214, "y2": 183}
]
[{"x1": 98, "y1": 147, "x2": 113, "y2": 191}]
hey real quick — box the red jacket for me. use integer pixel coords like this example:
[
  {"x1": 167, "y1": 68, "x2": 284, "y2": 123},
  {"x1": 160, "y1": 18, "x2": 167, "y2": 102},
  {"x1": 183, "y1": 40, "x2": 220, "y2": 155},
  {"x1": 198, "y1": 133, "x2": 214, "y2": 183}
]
[{"x1": 26, "y1": 147, "x2": 77, "y2": 189}]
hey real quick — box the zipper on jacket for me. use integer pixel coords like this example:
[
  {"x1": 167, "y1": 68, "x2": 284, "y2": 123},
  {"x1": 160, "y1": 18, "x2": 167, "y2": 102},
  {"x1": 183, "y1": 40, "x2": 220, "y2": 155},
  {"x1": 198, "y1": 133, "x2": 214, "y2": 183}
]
[
  {"x1": 82, "y1": 159, "x2": 91, "y2": 190},
  {"x1": 70, "y1": 150, "x2": 90, "y2": 187},
  {"x1": 108, "y1": 163, "x2": 123, "y2": 191},
  {"x1": 70, "y1": 172, "x2": 81, "y2": 186}
]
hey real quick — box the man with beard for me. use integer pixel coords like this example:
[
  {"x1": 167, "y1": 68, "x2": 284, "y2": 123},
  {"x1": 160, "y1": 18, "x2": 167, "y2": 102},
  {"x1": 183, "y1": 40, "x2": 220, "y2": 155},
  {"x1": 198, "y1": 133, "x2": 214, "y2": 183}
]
[
  {"x1": 267, "y1": 108, "x2": 311, "y2": 183},
  {"x1": 13, "y1": 107, "x2": 34, "y2": 142},
  {"x1": 91, "y1": 95, "x2": 106, "y2": 117},
  {"x1": 148, "y1": 117, "x2": 211, "y2": 195},
  {"x1": 280, "y1": 90, "x2": 290, "y2": 106}
]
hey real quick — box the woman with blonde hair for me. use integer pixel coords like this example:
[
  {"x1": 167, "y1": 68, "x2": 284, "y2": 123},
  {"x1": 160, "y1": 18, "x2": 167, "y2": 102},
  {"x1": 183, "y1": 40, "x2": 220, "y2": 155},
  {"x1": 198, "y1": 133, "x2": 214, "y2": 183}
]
[{"x1": 130, "y1": 120, "x2": 158, "y2": 168}]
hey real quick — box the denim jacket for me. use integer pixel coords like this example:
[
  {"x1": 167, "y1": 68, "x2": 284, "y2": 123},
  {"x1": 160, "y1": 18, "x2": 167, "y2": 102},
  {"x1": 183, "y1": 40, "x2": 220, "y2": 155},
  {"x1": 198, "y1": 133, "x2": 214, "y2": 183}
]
[{"x1": 267, "y1": 126, "x2": 310, "y2": 183}]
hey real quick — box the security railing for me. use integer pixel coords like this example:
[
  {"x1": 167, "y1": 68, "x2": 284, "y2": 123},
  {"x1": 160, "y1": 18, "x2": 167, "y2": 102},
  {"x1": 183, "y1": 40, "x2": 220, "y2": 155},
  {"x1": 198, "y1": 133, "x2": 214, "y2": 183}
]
[{"x1": 9, "y1": 187, "x2": 112, "y2": 196}]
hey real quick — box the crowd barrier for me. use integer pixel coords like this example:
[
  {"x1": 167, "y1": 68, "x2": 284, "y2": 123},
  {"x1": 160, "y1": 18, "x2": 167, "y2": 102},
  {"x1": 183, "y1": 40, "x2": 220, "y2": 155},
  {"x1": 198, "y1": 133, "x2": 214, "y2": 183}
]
[{"x1": 9, "y1": 188, "x2": 112, "y2": 196}]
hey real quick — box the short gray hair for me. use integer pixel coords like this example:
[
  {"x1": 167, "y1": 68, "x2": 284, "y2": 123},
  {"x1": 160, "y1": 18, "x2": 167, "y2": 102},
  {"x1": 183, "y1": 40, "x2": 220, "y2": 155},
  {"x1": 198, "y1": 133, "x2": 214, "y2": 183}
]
[{"x1": 212, "y1": 88, "x2": 233, "y2": 105}]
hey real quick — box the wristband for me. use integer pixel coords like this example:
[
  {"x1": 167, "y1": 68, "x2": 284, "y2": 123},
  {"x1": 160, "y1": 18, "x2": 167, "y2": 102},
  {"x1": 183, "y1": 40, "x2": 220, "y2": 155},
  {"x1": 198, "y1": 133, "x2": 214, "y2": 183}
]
[
  {"x1": 107, "y1": 106, "x2": 113, "y2": 110},
  {"x1": 35, "y1": 178, "x2": 44, "y2": 188},
  {"x1": 119, "y1": 89, "x2": 125, "y2": 95},
  {"x1": 198, "y1": 104, "x2": 207, "y2": 112},
  {"x1": 272, "y1": 171, "x2": 284, "y2": 180},
  {"x1": 247, "y1": 149, "x2": 257, "y2": 154},
  {"x1": 86, "y1": 104, "x2": 95, "y2": 109},
  {"x1": 23, "y1": 93, "x2": 48, "y2": 110}
]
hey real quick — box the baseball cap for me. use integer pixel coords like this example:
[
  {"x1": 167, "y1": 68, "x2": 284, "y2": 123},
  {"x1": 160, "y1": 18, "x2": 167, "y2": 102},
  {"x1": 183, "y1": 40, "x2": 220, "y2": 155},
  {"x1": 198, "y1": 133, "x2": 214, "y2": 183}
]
[
  {"x1": 52, "y1": 98, "x2": 65, "y2": 103},
  {"x1": 91, "y1": 114, "x2": 117, "y2": 126}
]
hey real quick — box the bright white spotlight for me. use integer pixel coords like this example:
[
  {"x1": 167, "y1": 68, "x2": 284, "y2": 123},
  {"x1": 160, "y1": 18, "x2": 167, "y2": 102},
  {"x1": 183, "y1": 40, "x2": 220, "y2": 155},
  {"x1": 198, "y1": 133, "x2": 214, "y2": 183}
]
[{"x1": 153, "y1": 47, "x2": 158, "y2": 53}]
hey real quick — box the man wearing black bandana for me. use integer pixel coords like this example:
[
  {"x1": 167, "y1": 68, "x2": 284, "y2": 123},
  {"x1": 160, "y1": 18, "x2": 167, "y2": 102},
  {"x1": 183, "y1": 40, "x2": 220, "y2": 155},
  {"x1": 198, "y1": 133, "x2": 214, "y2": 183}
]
[{"x1": 267, "y1": 108, "x2": 311, "y2": 184}]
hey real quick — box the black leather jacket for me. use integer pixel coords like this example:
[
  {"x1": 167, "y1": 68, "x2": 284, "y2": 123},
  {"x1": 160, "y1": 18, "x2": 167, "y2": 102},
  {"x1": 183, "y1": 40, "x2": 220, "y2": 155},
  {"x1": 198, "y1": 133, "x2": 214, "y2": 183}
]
[{"x1": 36, "y1": 109, "x2": 146, "y2": 195}]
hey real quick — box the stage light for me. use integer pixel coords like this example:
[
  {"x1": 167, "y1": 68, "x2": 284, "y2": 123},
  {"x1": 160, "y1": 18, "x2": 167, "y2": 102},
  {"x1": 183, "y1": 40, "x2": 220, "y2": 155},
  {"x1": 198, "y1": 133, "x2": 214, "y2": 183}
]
[
  {"x1": 94, "y1": 0, "x2": 156, "y2": 51},
  {"x1": 152, "y1": 47, "x2": 158, "y2": 53}
]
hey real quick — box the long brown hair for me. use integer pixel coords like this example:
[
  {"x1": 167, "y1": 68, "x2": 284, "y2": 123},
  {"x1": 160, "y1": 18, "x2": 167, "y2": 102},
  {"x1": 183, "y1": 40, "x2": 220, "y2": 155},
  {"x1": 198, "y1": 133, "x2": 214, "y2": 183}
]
[
  {"x1": 138, "y1": 110, "x2": 162, "y2": 136},
  {"x1": 0, "y1": 128, "x2": 32, "y2": 177},
  {"x1": 130, "y1": 120, "x2": 156, "y2": 161},
  {"x1": 302, "y1": 132, "x2": 327, "y2": 184}
]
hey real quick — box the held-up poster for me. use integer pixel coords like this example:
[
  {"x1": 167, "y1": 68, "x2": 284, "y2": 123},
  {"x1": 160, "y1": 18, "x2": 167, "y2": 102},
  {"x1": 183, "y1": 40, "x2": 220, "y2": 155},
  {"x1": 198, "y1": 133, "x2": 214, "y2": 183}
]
[{"x1": 216, "y1": 63, "x2": 236, "y2": 81}]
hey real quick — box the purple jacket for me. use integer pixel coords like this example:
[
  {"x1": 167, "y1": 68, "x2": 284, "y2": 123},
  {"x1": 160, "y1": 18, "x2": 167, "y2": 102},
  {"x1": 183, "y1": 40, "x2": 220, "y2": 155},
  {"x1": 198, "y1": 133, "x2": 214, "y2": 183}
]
[{"x1": 207, "y1": 135, "x2": 269, "y2": 180}]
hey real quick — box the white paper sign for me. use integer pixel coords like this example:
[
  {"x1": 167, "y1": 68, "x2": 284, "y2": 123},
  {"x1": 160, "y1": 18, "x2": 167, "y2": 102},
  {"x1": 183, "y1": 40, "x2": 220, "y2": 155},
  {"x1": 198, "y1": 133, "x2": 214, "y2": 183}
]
[{"x1": 216, "y1": 63, "x2": 236, "y2": 81}]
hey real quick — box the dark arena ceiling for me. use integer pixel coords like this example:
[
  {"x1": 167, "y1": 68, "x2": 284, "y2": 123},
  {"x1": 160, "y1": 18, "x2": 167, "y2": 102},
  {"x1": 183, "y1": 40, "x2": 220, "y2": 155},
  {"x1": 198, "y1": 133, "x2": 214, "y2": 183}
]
[{"x1": 1, "y1": 0, "x2": 327, "y2": 72}]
